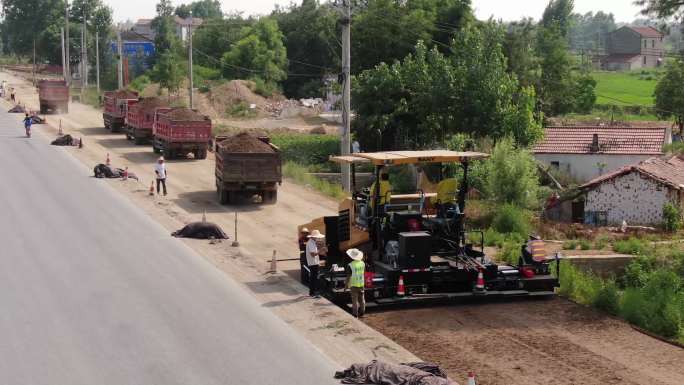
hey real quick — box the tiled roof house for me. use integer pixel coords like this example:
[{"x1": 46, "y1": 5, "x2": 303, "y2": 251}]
[{"x1": 533, "y1": 126, "x2": 670, "y2": 183}]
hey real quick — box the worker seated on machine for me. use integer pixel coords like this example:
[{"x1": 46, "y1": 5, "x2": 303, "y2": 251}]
[
  {"x1": 520, "y1": 234, "x2": 549, "y2": 273},
  {"x1": 430, "y1": 171, "x2": 460, "y2": 219},
  {"x1": 369, "y1": 172, "x2": 391, "y2": 217}
]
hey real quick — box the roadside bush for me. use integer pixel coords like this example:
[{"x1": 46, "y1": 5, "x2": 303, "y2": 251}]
[
  {"x1": 491, "y1": 204, "x2": 530, "y2": 237},
  {"x1": 498, "y1": 240, "x2": 521, "y2": 265},
  {"x1": 579, "y1": 239, "x2": 592, "y2": 250},
  {"x1": 593, "y1": 234, "x2": 611, "y2": 250},
  {"x1": 621, "y1": 269, "x2": 683, "y2": 338},
  {"x1": 613, "y1": 237, "x2": 649, "y2": 255},
  {"x1": 594, "y1": 280, "x2": 620, "y2": 315},
  {"x1": 128, "y1": 74, "x2": 151, "y2": 93},
  {"x1": 282, "y1": 162, "x2": 345, "y2": 199},
  {"x1": 193, "y1": 65, "x2": 221, "y2": 83},
  {"x1": 251, "y1": 77, "x2": 278, "y2": 97},
  {"x1": 226, "y1": 101, "x2": 257, "y2": 118},
  {"x1": 486, "y1": 138, "x2": 540, "y2": 208},
  {"x1": 271, "y1": 133, "x2": 340, "y2": 167},
  {"x1": 622, "y1": 254, "x2": 658, "y2": 288},
  {"x1": 562, "y1": 240, "x2": 578, "y2": 250},
  {"x1": 663, "y1": 202, "x2": 682, "y2": 232}
]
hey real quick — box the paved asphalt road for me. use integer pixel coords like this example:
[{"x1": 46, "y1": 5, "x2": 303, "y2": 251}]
[{"x1": 0, "y1": 111, "x2": 339, "y2": 384}]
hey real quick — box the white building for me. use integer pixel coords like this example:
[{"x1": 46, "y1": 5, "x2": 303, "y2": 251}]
[
  {"x1": 580, "y1": 156, "x2": 684, "y2": 226},
  {"x1": 534, "y1": 126, "x2": 669, "y2": 183}
]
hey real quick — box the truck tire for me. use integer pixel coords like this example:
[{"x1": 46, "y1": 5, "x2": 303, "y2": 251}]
[
  {"x1": 263, "y1": 190, "x2": 278, "y2": 204},
  {"x1": 125, "y1": 131, "x2": 133, "y2": 140},
  {"x1": 196, "y1": 148, "x2": 207, "y2": 160},
  {"x1": 217, "y1": 185, "x2": 229, "y2": 204},
  {"x1": 153, "y1": 146, "x2": 161, "y2": 154}
]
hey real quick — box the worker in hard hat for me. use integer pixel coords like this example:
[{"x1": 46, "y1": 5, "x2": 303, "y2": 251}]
[
  {"x1": 431, "y1": 166, "x2": 459, "y2": 218},
  {"x1": 521, "y1": 234, "x2": 546, "y2": 265},
  {"x1": 345, "y1": 248, "x2": 366, "y2": 318},
  {"x1": 369, "y1": 171, "x2": 391, "y2": 216}
]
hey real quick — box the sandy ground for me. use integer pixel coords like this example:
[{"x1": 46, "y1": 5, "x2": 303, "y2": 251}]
[
  {"x1": 364, "y1": 298, "x2": 684, "y2": 385},
  {"x1": 6, "y1": 71, "x2": 684, "y2": 384},
  {"x1": 1, "y1": 71, "x2": 418, "y2": 369}
]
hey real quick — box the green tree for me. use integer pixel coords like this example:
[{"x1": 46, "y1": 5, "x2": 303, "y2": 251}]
[
  {"x1": 504, "y1": 18, "x2": 540, "y2": 88},
  {"x1": 636, "y1": 0, "x2": 684, "y2": 20},
  {"x1": 151, "y1": 0, "x2": 179, "y2": 56},
  {"x1": 152, "y1": 50, "x2": 183, "y2": 96},
  {"x1": 175, "y1": 0, "x2": 222, "y2": 19},
  {"x1": 536, "y1": 25, "x2": 576, "y2": 115},
  {"x1": 193, "y1": 14, "x2": 250, "y2": 68},
  {"x1": 541, "y1": 0, "x2": 574, "y2": 38},
  {"x1": 486, "y1": 137, "x2": 540, "y2": 208},
  {"x1": 272, "y1": 0, "x2": 339, "y2": 98},
  {"x1": 655, "y1": 59, "x2": 684, "y2": 132},
  {"x1": 1, "y1": 0, "x2": 66, "y2": 63},
  {"x1": 221, "y1": 18, "x2": 288, "y2": 86}
]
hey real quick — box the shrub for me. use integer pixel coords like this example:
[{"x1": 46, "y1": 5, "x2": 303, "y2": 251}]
[
  {"x1": 282, "y1": 162, "x2": 345, "y2": 199},
  {"x1": 562, "y1": 240, "x2": 578, "y2": 250},
  {"x1": 251, "y1": 77, "x2": 278, "y2": 97},
  {"x1": 491, "y1": 204, "x2": 530, "y2": 237},
  {"x1": 128, "y1": 74, "x2": 151, "y2": 93},
  {"x1": 593, "y1": 234, "x2": 611, "y2": 250},
  {"x1": 663, "y1": 202, "x2": 682, "y2": 232},
  {"x1": 622, "y1": 254, "x2": 658, "y2": 287},
  {"x1": 622, "y1": 269, "x2": 683, "y2": 338},
  {"x1": 271, "y1": 133, "x2": 340, "y2": 168},
  {"x1": 579, "y1": 239, "x2": 592, "y2": 250},
  {"x1": 498, "y1": 241, "x2": 521, "y2": 265},
  {"x1": 193, "y1": 65, "x2": 221, "y2": 83},
  {"x1": 594, "y1": 280, "x2": 620, "y2": 315},
  {"x1": 486, "y1": 137, "x2": 540, "y2": 208},
  {"x1": 226, "y1": 101, "x2": 257, "y2": 118},
  {"x1": 613, "y1": 237, "x2": 649, "y2": 255}
]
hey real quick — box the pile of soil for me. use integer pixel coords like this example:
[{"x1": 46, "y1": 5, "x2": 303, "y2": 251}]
[
  {"x1": 165, "y1": 108, "x2": 207, "y2": 121},
  {"x1": 111, "y1": 90, "x2": 138, "y2": 99},
  {"x1": 136, "y1": 97, "x2": 167, "y2": 113},
  {"x1": 210, "y1": 80, "x2": 268, "y2": 110},
  {"x1": 218, "y1": 132, "x2": 275, "y2": 153}
]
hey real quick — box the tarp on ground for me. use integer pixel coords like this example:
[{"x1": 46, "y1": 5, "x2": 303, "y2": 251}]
[
  {"x1": 172, "y1": 222, "x2": 229, "y2": 239},
  {"x1": 334, "y1": 360, "x2": 456, "y2": 385}
]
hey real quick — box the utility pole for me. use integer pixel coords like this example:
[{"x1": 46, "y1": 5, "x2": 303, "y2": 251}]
[
  {"x1": 82, "y1": 5, "x2": 88, "y2": 87},
  {"x1": 95, "y1": 30, "x2": 100, "y2": 93},
  {"x1": 65, "y1": 1, "x2": 70, "y2": 85},
  {"x1": 117, "y1": 28, "x2": 123, "y2": 89},
  {"x1": 340, "y1": 0, "x2": 352, "y2": 192},
  {"x1": 188, "y1": 11, "x2": 194, "y2": 109},
  {"x1": 61, "y1": 28, "x2": 66, "y2": 80},
  {"x1": 32, "y1": 38, "x2": 36, "y2": 85}
]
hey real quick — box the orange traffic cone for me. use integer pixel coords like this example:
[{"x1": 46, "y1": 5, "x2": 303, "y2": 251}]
[
  {"x1": 467, "y1": 372, "x2": 476, "y2": 385},
  {"x1": 106, "y1": 153, "x2": 111, "y2": 166},
  {"x1": 474, "y1": 269, "x2": 486, "y2": 294},
  {"x1": 149, "y1": 181, "x2": 155, "y2": 196},
  {"x1": 397, "y1": 275, "x2": 405, "y2": 296}
]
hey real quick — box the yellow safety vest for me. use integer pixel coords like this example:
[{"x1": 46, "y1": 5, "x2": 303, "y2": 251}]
[
  {"x1": 432, "y1": 178, "x2": 458, "y2": 204},
  {"x1": 349, "y1": 260, "x2": 365, "y2": 288},
  {"x1": 529, "y1": 240, "x2": 546, "y2": 262},
  {"x1": 370, "y1": 180, "x2": 391, "y2": 208}
]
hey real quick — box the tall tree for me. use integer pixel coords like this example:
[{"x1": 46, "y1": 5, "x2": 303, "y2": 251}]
[
  {"x1": 541, "y1": 0, "x2": 574, "y2": 38},
  {"x1": 151, "y1": 0, "x2": 179, "y2": 56},
  {"x1": 152, "y1": 50, "x2": 184, "y2": 96},
  {"x1": 1, "y1": 0, "x2": 66, "y2": 62},
  {"x1": 504, "y1": 19, "x2": 540, "y2": 88},
  {"x1": 221, "y1": 18, "x2": 288, "y2": 86},
  {"x1": 272, "y1": 0, "x2": 339, "y2": 98},
  {"x1": 655, "y1": 59, "x2": 684, "y2": 132},
  {"x1": 193, "y1": 14, "x2": 251, "y2": 68},
  {"x1": 175, "y1": 0, "x2": 222, "y2": 19},
  {"x1": 637, "y1": 0, "x2": 684, "y2": 20}
]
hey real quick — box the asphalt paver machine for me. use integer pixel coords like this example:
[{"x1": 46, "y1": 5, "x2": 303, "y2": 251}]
[{"x1": 299, "y1": 150, "x2": 559, "y2": 306}]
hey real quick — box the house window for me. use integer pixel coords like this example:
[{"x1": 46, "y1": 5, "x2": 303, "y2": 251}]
[
  {"x1": 644, "y1": 56, "x2": 647, "y2": 65},
  {"x1": 550, "y1": 161, "x2": 560, "y2": 170},
  {"x1": 644, "y1": 40, "x2": 647, "y2": 48},
  {"x1": 652, "y1": 40, "x2": 655, "y2": 48}
]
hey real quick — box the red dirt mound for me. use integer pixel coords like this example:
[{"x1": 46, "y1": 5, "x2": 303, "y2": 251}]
[
  {"x1": 165, "y1": 108, "x2": 207, "y2": 121},
  {"x1": 135, "y1": 97, "x2": 168, "y2": 113},
  {"x1": 218, "y1": 132, "x2": 275, "y2": 153}
]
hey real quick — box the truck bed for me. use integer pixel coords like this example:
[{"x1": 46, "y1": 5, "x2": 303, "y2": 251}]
[{"x1": 216, "y1": 152, "x2": 282, "y2": 183}]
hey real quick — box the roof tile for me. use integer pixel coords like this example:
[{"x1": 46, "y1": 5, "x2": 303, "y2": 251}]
[
  {"x1": 533, "y1": 126, "x2": 666, "y2": 155},
  {"x1": 580, "y1": 156, "x2": 684, "y2": 190}
]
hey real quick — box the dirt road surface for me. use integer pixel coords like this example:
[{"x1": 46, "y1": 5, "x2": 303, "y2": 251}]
[{"x1": 5, "y1": 71, "x2": 684, "y2": 384}]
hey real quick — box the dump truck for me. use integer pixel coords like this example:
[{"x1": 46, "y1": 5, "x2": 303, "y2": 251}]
[
  {"x1": 37, "y1": 79, "x2": 69, "y2": 114},
  {"x1": 152, "y1": 107, "x2": 211, "y2": 159},
  {"x1": 103, "y1": 90, "x2": 139, "y2": 132},
  {"x1": 299, "y1": 150, "x2": 559, "y2": 308},
  {"x1": 215, "y1": 133, "x2": 282, "y2": 204},
  {"x1": 125, "y1": 97, "x2": 167, "y2": 145}
]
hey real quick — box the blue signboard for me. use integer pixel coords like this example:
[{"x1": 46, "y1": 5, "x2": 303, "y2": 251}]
[{"x1": 110, "y1": 41, "x2": 155, "y2": 74}]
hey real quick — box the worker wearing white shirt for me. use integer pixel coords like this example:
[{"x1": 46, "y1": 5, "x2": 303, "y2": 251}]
[
  {"x1": 154, "y1": 157, "x2": 168, "y2": 196},
  {"x1": 306, "y1": 229, "x2": 326, "y2": 297}
]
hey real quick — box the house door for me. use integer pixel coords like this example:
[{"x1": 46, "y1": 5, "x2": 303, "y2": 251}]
[{"x1": 572, "y1": 200, "x2": 585, "y2": 223}]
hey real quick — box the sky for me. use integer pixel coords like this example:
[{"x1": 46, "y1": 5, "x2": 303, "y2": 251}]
[{"x1": 110, "y1": 0, "x2": 645, "y2": 23}]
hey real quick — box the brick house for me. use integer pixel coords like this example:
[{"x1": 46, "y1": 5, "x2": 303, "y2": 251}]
[
  {"x1": 580, "y1": 156, "x2": 684, "y2": 226},
  {"x1": 603, "y1": 26, "x2": 664, "y2": 70},
  {"x1": 533, "y1": 126, "x2": 669, "y2": 183}
]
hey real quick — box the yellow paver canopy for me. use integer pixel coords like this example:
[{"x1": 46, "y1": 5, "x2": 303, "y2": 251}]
[{"x1": 332, "y1": 151, "x2": 489, "y2": 166}]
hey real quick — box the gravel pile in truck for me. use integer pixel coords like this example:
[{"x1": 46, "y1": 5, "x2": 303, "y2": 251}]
[
  {"x1": 152, "y1": 107, "x2": 211, "y2": 159},
  {"x1": 217, "y1": 132, "x2": 277, "y2": 153}
]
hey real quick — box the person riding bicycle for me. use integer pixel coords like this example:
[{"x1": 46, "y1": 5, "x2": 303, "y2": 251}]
[{"x1": 23, "y1": 113, "x2": 32, "y2": 136}]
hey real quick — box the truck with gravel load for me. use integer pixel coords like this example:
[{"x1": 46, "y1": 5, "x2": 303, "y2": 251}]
[
  {"x1": 103, "y1": 90, "x2": 139, "y2": 132},
  {"x1": 152, "y1": 107, "x2": 211, "y2": 159},
  {"x1": 125, "y1": 97, "x2": 168, "y2": 144},
  {"x1": 37, "y1": 79, "x2": 69, "y2": 114},
  {"x1": 299, "y1": 150, "x2": 560, "y2": 307},
  {"x1": 215, "y1": 133, "x2": 282, "y2": 204}
]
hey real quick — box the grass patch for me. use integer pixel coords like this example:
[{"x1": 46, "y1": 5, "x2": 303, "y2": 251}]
[
  {"x1": 271, "y1": 133, "x2": 340, "y2": 172},
  {"x1": 282, "y1": 161, "x2": 346, "y2": 200},
  {"x1": 226, "y1": 101, "x2": 257, "y2": 118},
  {"x1": 592, "y1": 70, "x2": 660, "y2": 106},
  {"x1": 613, "y1": 237, "x2": 650, "y2": 255}
]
